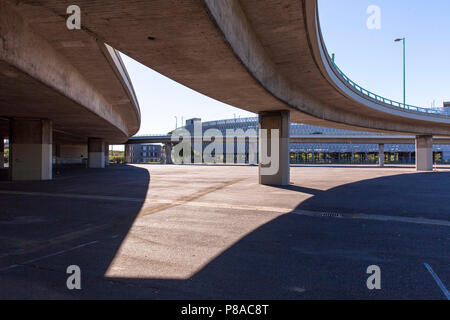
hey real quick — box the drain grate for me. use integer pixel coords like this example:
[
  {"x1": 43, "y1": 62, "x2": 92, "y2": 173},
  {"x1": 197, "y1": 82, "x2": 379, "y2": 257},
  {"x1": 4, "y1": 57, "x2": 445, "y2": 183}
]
[{"x1": 320, "y1": 212, "x2": 342, "y2": 218}]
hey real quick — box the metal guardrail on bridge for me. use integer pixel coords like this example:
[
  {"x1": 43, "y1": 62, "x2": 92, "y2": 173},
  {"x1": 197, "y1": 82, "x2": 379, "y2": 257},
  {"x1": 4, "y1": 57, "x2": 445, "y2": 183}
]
[{"x1": 328, "y1": 54, "x2": 450, "y2": 117}]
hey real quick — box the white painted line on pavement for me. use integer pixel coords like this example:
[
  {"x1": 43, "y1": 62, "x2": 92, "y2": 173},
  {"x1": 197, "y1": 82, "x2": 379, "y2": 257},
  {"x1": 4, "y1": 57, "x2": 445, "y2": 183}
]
[
  {"x1": 1, "y1": 190, "x2": 449, "y2": 228},
  {"x1": 424, "y1": 263, "x2": 450, "y2": 300},
  {"x1": 293, "y1": 210, "x2": 450, "y2": 227},
  {"x1": 0, "y1": 190, "x2": 142, "y2": 202},
  {"x1": 147, "y1": 198, "x2": 450, "y2": 228},
  {"x1": 0, "y1": 240, "x2": 99, "y2": 272}
]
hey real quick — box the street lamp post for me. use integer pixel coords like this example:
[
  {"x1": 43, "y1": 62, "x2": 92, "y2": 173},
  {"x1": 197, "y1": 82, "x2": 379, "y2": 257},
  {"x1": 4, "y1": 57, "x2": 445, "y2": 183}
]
[
  {"x1": 174, "y1": 116, "x2": 178, "y2": 129},
  {"x1": 395, "y1": 37, "x2": 406, "y2": 107}
]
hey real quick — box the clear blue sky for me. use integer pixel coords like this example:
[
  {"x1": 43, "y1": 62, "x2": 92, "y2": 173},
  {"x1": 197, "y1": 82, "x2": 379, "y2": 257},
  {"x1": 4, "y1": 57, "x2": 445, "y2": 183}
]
[
  {"x1": 121, "y1": 0, "x2": 450, "y2": 136},
  {"x1": 319, "y1": 0, "x2": 450, "y2": 109},
  {"x1": 121, "y1": 55, "x2": 255, "y2": 135}
]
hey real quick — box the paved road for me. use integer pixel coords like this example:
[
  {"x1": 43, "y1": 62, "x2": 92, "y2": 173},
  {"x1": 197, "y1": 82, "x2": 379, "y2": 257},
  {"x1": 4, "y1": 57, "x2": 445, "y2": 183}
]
[{"x1": 0, "y1": 165, "x2": 448, "y2": 299}]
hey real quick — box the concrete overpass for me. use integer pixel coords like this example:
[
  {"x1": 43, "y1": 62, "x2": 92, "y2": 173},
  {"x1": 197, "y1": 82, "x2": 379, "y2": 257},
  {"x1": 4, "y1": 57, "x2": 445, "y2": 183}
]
[
  {"x1": 0, "y1": 0, "x2": 140, "y2": 180},
  {"x1": 2, "y1": 0, "x2": 450, "y2": 183}
]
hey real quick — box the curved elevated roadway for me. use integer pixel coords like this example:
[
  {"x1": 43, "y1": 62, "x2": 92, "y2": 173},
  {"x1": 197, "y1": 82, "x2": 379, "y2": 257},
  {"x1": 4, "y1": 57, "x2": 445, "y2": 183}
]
[
  {"x1": 2, "y1": 0, "x2": 449, "y2": 180},
  {"x1": 23, "y1": 0, "x2": 450, "y2": 135},
  {"x1": 0, "y1": 0, "x2": 140, "y2": 179},
  {"x1": 0, "y1": 1, "x2": 140, "y2": 143}
]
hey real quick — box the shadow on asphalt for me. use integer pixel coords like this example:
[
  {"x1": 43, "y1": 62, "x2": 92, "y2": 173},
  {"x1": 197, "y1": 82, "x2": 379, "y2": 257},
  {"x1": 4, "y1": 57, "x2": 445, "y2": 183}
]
[
  {"x1": 0, "y1": 165, "x2": 150, "y2": 298},
  {"x1": 278, "y1": 172, "x2": 450, "y2": 220},
  {"x1": 167, "y1": 171, "x2": 450, "y2": 299},
  {"x1": 0, "y1": 167, "x2": 449, "y2": 299}
]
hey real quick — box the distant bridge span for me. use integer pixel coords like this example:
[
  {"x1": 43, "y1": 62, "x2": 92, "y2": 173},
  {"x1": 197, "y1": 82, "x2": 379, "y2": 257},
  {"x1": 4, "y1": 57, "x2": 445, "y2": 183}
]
[{"x1": 127, "y1": 135, "x2": 450, "y2": 145}]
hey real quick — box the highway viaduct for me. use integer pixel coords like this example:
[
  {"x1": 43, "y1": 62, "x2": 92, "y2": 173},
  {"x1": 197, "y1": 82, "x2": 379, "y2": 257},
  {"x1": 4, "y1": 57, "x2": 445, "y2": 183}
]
[{"x1": 1, "y1": 0, "x2": 450, "y2": 184}]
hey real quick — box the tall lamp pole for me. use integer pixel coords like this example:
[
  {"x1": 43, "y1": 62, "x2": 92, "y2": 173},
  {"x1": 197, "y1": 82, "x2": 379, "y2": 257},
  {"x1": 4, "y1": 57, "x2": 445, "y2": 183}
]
[
  {"x1": 174, "y1": 116, "x2": 178, "y2": 129},
  {"x1": 395, "y1": 37, "x2": 406, "y2": 107}
]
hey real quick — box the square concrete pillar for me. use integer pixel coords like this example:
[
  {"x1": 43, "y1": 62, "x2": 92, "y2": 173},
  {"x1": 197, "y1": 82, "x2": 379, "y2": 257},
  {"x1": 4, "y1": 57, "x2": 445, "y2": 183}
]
[
  {"x1": 125, "y1": 144, "x2": 131, "y2": 163},
  {"x1": 378, "y1": 144, "x2": 385, "y2": 167},
  {"x1": 88, "y1": 138, "x2": 105, "y2": 168},
  {"x1": 416, "y1": 135, "x2": 433, "y2": 171},
  {"x1": 0, "y1": 137, "x2": 4, "y2": 169},
  {"x1": 258, "y1": 111, "x2": 290, "y2": 185},
  {"x1": 164, "y1": 143, "x2": 172, "y2": 164},
  {"x1": 54, "y1": 143, "x2": 61, "y2": 165},
  {"x1": 249, "y1": 140, "x2": 257, "y2": 165},
  {"x1": 9, "y1": 119, "x2": 53, "y2": 181},
  {"x1": 104, "y1": 144, "x2": 110, "y2": 167}
]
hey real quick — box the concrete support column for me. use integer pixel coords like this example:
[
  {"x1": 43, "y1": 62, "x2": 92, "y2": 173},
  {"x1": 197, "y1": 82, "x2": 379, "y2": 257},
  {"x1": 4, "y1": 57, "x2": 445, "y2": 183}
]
[
  {"x1": 88, "y1": 138, "x2": 105, "y2": 168},
  {"x1": 443, "y1": 151, "x2": 450, "y2": 164},
  {"x1": 104, "y1": 144, "x2": 110, "y2": 167},
  {"x1": 415, "y1": 135, "x2": 433, "y2": 171},
  {"x1": 0, "y1": 137, "x2": 4, "y2": 169},
  {"x1": 249, "y1": 141, "x2": 257, "y2": 165},
  {"x1": 165, "y1": 144, "x2": 172, "y2": 164},
  {"x1": 54, "y1": 143, "x2": 61, "y2": 166},
  {"x1": 258, "y1": 111, "x2": 290, "y2": 186},
  {"x1": 378, "y1": 144, "x2": 385, "y2": 167},
  {"x1": 9, "y1": 119, "x2": 53, "y2": 181},
  {"x1": 125, "y1": 144, "x2": 131, "y2": 163}
]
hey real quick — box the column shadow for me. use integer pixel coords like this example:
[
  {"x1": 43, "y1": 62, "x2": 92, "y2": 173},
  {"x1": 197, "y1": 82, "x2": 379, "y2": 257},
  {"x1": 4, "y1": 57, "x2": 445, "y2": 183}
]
[{"x1": 1, "y1": 168, "x2": 449, "y2": 299}]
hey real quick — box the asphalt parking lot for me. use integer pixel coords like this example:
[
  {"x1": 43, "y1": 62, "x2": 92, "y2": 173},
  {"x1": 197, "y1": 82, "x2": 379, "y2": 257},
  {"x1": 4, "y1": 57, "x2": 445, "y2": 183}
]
[{"x1": 0, "y1": 164, "x2": 449, "y2": 299}]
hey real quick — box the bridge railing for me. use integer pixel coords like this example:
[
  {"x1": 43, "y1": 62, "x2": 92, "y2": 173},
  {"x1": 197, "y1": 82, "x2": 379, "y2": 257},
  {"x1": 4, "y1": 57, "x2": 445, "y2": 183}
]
[
  {"x1": 133, "y1": 133, "x2": 169, "y2": 137},
  {"x1": 328, "y1": 55, "x2": 450, "y2": 117},
  {"x1": 201, "y1": 117, "x2": 258, "y2": 127}
]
